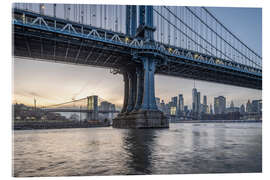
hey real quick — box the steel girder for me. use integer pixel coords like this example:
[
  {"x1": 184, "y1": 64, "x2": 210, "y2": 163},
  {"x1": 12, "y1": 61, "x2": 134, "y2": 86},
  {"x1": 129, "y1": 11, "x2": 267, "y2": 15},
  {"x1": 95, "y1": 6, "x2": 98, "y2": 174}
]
[{"x1": 12, "y1": 8, "x2": 262, "y2": 90}]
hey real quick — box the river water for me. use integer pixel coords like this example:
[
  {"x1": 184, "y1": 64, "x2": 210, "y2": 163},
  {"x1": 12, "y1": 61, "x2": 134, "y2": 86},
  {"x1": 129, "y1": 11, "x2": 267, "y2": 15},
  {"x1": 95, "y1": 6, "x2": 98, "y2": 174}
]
[{"x1": 13, "y1": 123, "x2": 262, "y2": 177}]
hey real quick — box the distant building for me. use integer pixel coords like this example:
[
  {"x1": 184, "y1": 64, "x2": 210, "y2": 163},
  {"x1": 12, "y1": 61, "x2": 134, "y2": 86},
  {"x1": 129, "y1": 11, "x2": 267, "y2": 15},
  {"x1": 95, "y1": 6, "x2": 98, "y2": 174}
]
[
  {"x1": 100, "y1": 101, "x2": 112, "y2": 111},
  {"x1": 240, "y1": 104, "x2": 245, "y2": 114},
  {"x1": 156, "y1": 97, "x2": 161, "y2": 110},
  {"x1": 178, "y1": 94, "x2": 184, "y2": 115},
  {"x1": 202, "y1": 95, "x2": 207, "y2": 114},
  {"x1": 165, "y1": 103, "x2": 170, "y2": 115},
  {"x1": 192, "y1": 88, "x2": 200, "y2": 113},
  {"x1": 184, "y1": 106, "x2": 188, "y2": 114},
  {"x1": 226, "y1": 100, "x2": 239, "y2": 113},
  {"x1": 197, "y1": 92, "x2": 201, "y2": 113},
  {"x1": 160, "y1": 100, "x2": 166, "y2": 113},
  {"x1": 246, "y1": 100, "x2": 252, "y2": 113},
  {"x1": 251, "y1": 100, "x2": 262, "y2": 113},
  {"x1": 171, "y1": 96, "x2": 178, "y2": 107},
  {"x1": 170, "y1": 106, "x2": 177, "y2": 115},
  {"x1": 214, "y1": 96, "x2": 226, "y2": 114},
  {"x1": 111, "y1": 104, "x2": 116, "y2": 111},
  {"x1": 230, "y1": 100, "x2": 234, "y2": 108},
  {"x1": 210, "y1": 104, "x2": 213, "y2": 114},
  {"x1": 226, "y1": 107, "x2": 240, "y2": 113}
]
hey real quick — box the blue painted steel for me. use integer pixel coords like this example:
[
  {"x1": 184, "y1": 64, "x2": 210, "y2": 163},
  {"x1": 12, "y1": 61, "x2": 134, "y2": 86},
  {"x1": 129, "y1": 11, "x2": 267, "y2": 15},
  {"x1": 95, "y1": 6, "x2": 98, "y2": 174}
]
[
  {"x1": 121, "y1": 72, "x2": 129, "y2": 113},
  {"x1": 126, "y1": 5, "x2": 131, "y2": 35},
  {"x1": 141, "y1": 57, "x2": 158, "y2": 110},
  {"x1": 131, "y1": 5, "x2": 137, "y2": 36},
  {"x1": 139, "y1": 6, "x2": 145, "y2": 25},
  {"x1": 146, "y1": 6, "x2": 153, "y2": 27},
  {"x1": 126, "y1": 71, "x2": 137, "y2": 112},
  {"x1": 13, "y1": 8, "x2": 262, "y2": 90},
  {"x1": 133, "y1": 67, "x2": 144, "y2": 111},
  {"x1": 12, "y1": 9, "x2": 262, "y2": 74}
]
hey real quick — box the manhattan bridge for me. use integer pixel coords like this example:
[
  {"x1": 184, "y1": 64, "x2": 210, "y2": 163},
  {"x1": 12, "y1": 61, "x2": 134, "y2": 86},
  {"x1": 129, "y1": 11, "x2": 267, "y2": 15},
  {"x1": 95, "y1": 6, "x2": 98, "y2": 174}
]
[{"x1": 12, "y1": 3, "x2": 262, "y2": 128}]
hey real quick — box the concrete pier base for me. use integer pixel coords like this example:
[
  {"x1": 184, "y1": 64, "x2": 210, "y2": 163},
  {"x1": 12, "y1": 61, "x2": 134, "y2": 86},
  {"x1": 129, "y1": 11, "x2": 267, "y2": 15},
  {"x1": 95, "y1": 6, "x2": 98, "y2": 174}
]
[{"x1": 112, "y1": 110, "x2": 169, "y2": 129}]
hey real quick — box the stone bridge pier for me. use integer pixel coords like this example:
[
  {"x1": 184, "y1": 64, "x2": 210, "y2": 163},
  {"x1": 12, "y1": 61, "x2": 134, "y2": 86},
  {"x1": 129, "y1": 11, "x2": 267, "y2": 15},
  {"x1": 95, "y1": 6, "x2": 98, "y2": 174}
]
[{"x1": 113, "y1": 57, "x2": 169, "y2": 128}]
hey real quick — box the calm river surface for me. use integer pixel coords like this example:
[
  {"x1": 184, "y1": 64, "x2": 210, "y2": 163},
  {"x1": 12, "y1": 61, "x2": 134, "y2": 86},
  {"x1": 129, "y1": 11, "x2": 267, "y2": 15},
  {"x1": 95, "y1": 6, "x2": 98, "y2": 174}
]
[{"x1": 13, "y1": 123, "x2": 262, "y2": 177}]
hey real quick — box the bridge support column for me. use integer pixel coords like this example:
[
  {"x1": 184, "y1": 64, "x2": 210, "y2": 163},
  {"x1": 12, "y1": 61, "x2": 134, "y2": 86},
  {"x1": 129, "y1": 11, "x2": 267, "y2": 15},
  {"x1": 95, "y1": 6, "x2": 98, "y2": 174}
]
[
  {"x1": 133, "y1": 67, "x2": 144, "y2": 111},
  {"x1": 141, "y1": 57, "x2": 158, "y2": 110},
  {"x1": 126, "y1": 70, "x2": 137, "y2": 112},
  {"x1": 121, "y1": 71, "x2": 129, "y2": 113},
  {"x1": 113, "y1": 58, "x2": 168, "y2": 129}
]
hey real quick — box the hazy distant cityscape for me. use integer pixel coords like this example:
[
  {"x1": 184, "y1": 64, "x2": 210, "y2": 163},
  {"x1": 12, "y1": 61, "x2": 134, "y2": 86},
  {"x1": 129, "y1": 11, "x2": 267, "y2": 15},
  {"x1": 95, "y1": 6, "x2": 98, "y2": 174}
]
[
  {"x1": 155, "y1": 87, "x2": 262, "y2": 121},
  {"x1": 13, "y1": 86, "x2": 262, "y2": 125}
]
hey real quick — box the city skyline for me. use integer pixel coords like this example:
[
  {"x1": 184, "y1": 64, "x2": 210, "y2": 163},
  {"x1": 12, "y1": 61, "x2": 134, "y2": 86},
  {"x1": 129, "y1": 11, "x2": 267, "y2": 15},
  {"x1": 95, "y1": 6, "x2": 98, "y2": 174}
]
[
  {"x1": 156, "y1": 89, "x2": 261, "y2": 113},
  {"x1": 13, "y1": 6, "x2": 262, "y2": 108},
  {"x1": 13, "y1": 58, "x2": 261, "y2": 108}
]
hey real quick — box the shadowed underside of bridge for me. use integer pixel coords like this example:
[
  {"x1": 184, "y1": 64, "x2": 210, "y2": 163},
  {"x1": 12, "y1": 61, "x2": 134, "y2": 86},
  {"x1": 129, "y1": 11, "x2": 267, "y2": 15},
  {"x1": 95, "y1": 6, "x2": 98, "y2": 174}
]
[{"x1": 13, "y1": 4, "x2": 262, "y2": 128}]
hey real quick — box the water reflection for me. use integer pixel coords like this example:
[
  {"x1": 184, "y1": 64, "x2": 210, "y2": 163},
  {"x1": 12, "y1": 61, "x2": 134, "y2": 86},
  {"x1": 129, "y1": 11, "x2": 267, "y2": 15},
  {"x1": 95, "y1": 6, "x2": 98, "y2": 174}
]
[
  {"x1": 122, "y1": 129, "x2": 158, "y2": 174},
  {"x1": 13, "y1": 123, "x2": 262, "y2": 177}
]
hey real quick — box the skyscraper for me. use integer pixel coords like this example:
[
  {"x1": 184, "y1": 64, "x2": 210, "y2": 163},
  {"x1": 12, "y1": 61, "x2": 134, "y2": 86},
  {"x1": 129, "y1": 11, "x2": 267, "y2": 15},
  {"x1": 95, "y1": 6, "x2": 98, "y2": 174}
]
[
  {"x1": 203, "y1": 95, "x2": 207, "y2": 113},
  {"x1": 171, "y1": 96, "x2": 178, "y2": 107},
  {"x1": 192, "y1": 88, "x2": 198, "y2": 113},
  {"x1": 214, "y1": 96, "x2": 226, "y2": 114},
  {"x1": 178, "y1": 94, "x2": 184, "y2": 115},
  {"x1": 240, "y1": 104, "x2": 245, "y2": 114},
  {"x1": 171, "y1": 96, "x2": 178, "y2": 116},
  {"x1": 197, "y1": 92, "x2": 201, "y2": 113},
  {"x1": 210, "y1": 104, "x2": 213, "y2": 114},
  {"x1": 246, "y1": 100, "x2": 252, "y2": 113}
]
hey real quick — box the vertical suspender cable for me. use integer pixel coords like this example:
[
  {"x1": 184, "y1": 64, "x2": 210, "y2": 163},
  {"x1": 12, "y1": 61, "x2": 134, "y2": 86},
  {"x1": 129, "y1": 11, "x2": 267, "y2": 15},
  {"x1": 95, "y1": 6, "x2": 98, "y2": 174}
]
[
  {"x1": 168, "y1": 7, "x2": 170, "y2": 45},
  {"x1": 104, "y1": 5, "x2": 107, "y2": 29},
  {"x1": 100, "y1": 5, "x2": 102, "y2": 28},
  {"x1": 120, "y1": 6, "x2": 122, "y2": 33}
]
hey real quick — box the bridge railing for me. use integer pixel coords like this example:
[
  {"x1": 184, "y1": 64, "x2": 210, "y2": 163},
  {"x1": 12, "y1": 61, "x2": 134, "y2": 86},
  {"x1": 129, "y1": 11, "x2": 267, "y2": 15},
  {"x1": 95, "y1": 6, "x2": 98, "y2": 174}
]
[
  {"x1": 13, "y1": 3, "x2": 127, "y2": 34},
  {"x1": 13, "y1": 7, "x2": 147, "y2": 50}
]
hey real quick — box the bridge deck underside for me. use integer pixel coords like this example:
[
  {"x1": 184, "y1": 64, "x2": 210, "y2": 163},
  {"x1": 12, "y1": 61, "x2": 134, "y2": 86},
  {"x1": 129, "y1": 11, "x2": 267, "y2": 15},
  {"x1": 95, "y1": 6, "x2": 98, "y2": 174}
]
[
  {"x1": 14, "y1": 25, "x2": 135, "y2": 69},
  {"x1": 13, "y1": 24, "x2": 262, "y2": 90},
  {"x1": 156, "y1": 59, "x2": 261, "y2": 90}
]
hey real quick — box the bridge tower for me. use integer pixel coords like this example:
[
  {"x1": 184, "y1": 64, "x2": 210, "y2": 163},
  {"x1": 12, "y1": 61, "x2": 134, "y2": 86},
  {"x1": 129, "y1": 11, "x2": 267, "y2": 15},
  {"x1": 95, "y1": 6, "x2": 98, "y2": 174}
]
[
  {"x1": 113, "y1": 5, "x2": 169, "y2": 129},
  {"x1": 87, "y1": 95, "x2": 99, "y2": 121}
]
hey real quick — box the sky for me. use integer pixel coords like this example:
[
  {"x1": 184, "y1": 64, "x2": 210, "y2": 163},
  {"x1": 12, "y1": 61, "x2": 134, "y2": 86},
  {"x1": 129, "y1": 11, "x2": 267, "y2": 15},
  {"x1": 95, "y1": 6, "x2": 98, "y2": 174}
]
[{"x1": 13, "y1": 5, "x2": 262, "y2": 109}]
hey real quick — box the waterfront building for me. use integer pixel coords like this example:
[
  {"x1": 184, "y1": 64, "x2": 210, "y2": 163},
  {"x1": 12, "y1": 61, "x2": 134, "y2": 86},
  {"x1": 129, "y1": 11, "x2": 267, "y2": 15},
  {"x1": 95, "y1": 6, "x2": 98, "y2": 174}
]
[
  {"x1": 210, "y1": 104, "x2": 213, "y2": 114},
  {"x1": 246, "y1": 100, "x2": 252, "y2": 113},
  {"x1": 160, "y1": 100, "x2": 166, "y2": 113},
  {"x1": 240, "y1": 104, "x2": 245, "y2": 114},
  {"x1": 100, "y1": 101, "x2": 112, "y2": 111},
  {"x1": 202, "y1": 95, "x2": 207, "y2": 114},
  {"x1": 184, "y1": 106, "x2": 188, "y2": 114},
  {"x1": 170, "y1": 106, "x2": 177, "y2": 115},
  {"x1": 192, "y1": 88, "x2": 199, "y2": 113},
  {"x1": 197, "y1": 92, "x2": 201, "y2": 113},
  {"x1": 178, "y1": 94, "x2": 184, "y2": 115},
  {"x1": 214, "y1": 96, "x2": 226, "y2": 114},
  {"x1": 251, "y1": 100, "x2": 262, "y2": 113},
  {"x1": 171, "y1": 96, "x2": 178, "y2": 108},
  {"x1": 156, "y1": 97, "x2": 161, "y2": 110},
  {"x1": 230, "y1": 100, "x2": 234, "y2": 108}
]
